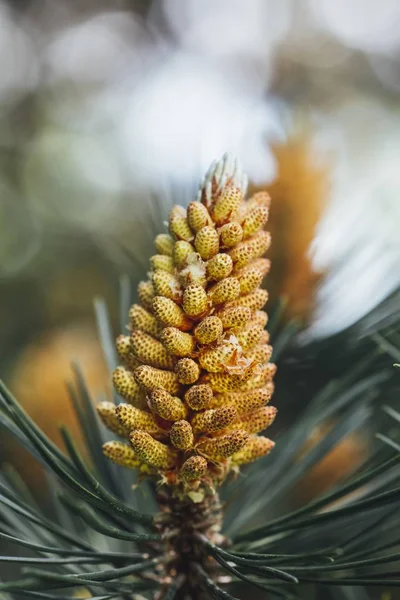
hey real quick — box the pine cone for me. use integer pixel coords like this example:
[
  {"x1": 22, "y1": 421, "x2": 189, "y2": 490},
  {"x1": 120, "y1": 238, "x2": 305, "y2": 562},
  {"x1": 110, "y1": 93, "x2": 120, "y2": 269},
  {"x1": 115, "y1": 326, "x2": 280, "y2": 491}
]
[{"x1": 99, "y1": 155, "x2": 276, "y2": 500}]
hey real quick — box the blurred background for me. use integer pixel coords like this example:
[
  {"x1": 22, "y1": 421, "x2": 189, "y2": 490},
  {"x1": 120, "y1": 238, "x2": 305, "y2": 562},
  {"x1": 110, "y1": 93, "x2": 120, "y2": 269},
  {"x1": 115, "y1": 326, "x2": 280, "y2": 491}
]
[{"x1": 1, "y1": 0, "x2": 400, "y2": 495}]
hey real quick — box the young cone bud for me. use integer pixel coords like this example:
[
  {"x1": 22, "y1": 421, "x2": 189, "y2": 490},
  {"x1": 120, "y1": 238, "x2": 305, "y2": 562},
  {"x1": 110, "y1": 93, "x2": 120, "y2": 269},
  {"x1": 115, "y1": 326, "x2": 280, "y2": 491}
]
[
  {"x1": 175, "y1": 358, "x2": 200, "y2": 384},
  {"x1": 192, "y1": 406, "x2": 237, "y2": 433},
  {"x1": 194, "y1": 226, "x2": 219, "y2": 260},
  {"x1": 97, "y1": 402, "x2": 129, "y2": 437},
  {"x1": 160, "y1": 327, "x2": 195, "y2": 357},
  {"x1": 148, "y1": 388, "x2": 187, "y2": 421},
  {"x1": 112, "y1": 366, "x2": 142, "y2": 405},
  {"x1": 185, "y1": 384, "x2": 213, "y2": 410},
  {"x1": 152, "y1": 270, "x2": 182, "y2": 303},
  {"x1": 173, "y1": 241, "x2": 194, "y2": 269},
  {"x1": 129, "y1": 431, "x2": 177, "y2": 469},
  {"x1": 134, "y1": 365, "x2": 180, "y2": 395},
  {"x1": 187, "y1": 201, "x2": 212, "y2": 232},
  {"x1": 198, "y1": 154, "x2": 247, "y2": 206},
  {"x1": 212, "y1": 186, "x2": 242, "y2": 224},
  {"x1": 129, "y1": 305, "x2": 163, "y2": 338},
  {"x1": 231, "y1": 436, "x2": 275, "y2": 465},
  {"x1": 115, "y1": 403, "x2": 164, "y2": 436},
  {"x1": 208, "y1": 277, "x2": 241, "y2": 305},
  {"x1": 194, "y1": 316, "x2": 223, "y2": 344},
  {"x1": 150, "y1": 255, "x2": 174, "y2": 273},
  {"x1": 169, "y1": 206, "x2": 193, "y2": 241},
  {"x1": 170, "y1": 420, "x2": 194, "y2": 449},
  {"x1": 183, "y1": 285, "x2": 208, "y2": 317},
  {"x1": 137, "y1": 280, "x2": 154, "y2": 310},
  {"x1": 155, "y1": 233, "x2": 174, "y2": 256},
  {"x1": 198, "y1": 430, "x2": 249, "y2": 459},
  {"x1": 220, "y1": 222, "x2": 243, "y2": 247},
  {"x1": 180, "y1": 455, "x2": 208, "y2": 481},
  {"x1": 103, "y1": 441, "x2": 141, "y2": 469},
  {"x1": 206, "y1": 253, "x2": 233, "y2": 280},
  {"x1": 152, "y1": 297, "x2": 192, "y2": 330},
  {"x1": 131, "y1": 330, "x2": 175, "y2": 370}
]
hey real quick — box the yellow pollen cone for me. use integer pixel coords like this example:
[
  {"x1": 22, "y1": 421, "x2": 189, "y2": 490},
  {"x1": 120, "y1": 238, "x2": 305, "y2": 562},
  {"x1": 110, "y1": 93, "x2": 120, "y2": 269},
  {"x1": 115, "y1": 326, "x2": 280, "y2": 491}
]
[
  {"x1": 155, "y1": 233, "x2": 174, "y2": 256},
  {"x1": 170, "y1": 420, "x2": 194, "y2": 450},
  {"x1": 175, "y1": 358, "x2": 200, "y2": 384},
  {"x1": 115, "y1": 403, "x2": 164, "y2": 437},
  {"x1": 173, "y1": 241, "x2": 195, "y2": 269},
  {"x1": 152, "y1": 296, "x2": 192, "y2": 331},
  {"x1": 194, "y1": 316, "x2": 223, "y2": 344},
  {"x1": 131, "y1": 330, "x2": 175, "y2": 369},
  {"x1": 208, "y1": 277, "x2": 241, "y2": 305},
  {"x1": 183, "y1": 285, "x2": 209, "y2": 317},
  {"x1": 169, "y1": 206, "x2": 193, "y2": 241},
  {"x1": 103, "y1": 441, "x2": 142, "y2": 469},
  {"x1": 206, "y1": 253, "x2": 233, "y2": 281},
  {"x1": 134, "y1": 365, "x2": 180, "y2": 395},
  {"x1": 199, "y1": 343, "x2": 239, "y2": 373},
  {"x1": 228, "y1": 231, "x2": 271, "y2": 268},
  {"x1": 227, "y1": 288, "x2": 268, "y2": 312},
  {"x1": 192, "y1": 406, "x2": 237, "y2": 433},
  {"x1": 185, "y1": 384, "x2": 213, "y2": 410},
  {"x1": 198, "y1": 430, "x2": 249, "y2": 459},
  {"x1": 231, "y1": 436, "x2": 275, "y2": 465},
  {"x1": 160, "y1": 327, "x2": 196, "y2": 357},
  {"x1": 220, "y1": 222, "x2": 243, "y2": 248},
  {"x1": 212, "y1": 186, "x2": 242, "y2": 224},
  {"x1": 129, "y1": 304, "x2": 163, "y2": 338},
  {"x1": 212, "y1": 386, "x2": 273, "y2": 413},
  {"x1": 217, "y1": 306, "x2": 251, "y2": 329},
  {"x1": 129, "y1": 431, "x2": 177, "y2": 469},
  {"x1": 187, "y1": 201, "x2": 213, "y2": 232},
  {"x1": 180, "y1": 455, "x2": 208, "y2": 481},
  {"x1": 241, "y1": 205, "x2": 269, "y2": 239},
  {"x1": 148, "y1": 388, "x2": 187, "y2": 421},
  {"x1": 137, "y1": 280, "x2": 154, "y2": 310},
  {"x1": 97, "y1": 402, "x2": 129, "y2": 438},
  {"x1": 150, "y1": 255, "x2": 175, "y2": 273},
  {"x1": 230, "y1": 406, "x2": 277, "y2": 434},
  {"x1": 194, "y1": 226, "x2": 219, "y2": 260},
  {"x1": 112, "y1": 366, "x2": 142, "y2": 405},
  {"x1": 152, "y1": 270, "x2": 182, "y2": 303}
]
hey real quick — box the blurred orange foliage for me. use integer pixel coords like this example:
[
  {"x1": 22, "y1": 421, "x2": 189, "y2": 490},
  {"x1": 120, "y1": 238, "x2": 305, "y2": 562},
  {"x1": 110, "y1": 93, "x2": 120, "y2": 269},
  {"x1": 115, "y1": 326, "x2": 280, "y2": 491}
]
[
  {"x1": 295, "y1": 421, "x2": 368, "y2": 505},
  {"x1": 253, "y1": 129, "x2": 329, "y2": 322},
  {"x1": 2, "y1": 323, "x2": 110, "y2": 499}
]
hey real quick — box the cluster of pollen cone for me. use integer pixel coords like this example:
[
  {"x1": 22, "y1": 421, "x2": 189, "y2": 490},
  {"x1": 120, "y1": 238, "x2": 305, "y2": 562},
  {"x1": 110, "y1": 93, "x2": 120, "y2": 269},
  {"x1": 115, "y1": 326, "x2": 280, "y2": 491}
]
[{"x1": 97, "y1": 155, "x2": 277, "y2": 500}]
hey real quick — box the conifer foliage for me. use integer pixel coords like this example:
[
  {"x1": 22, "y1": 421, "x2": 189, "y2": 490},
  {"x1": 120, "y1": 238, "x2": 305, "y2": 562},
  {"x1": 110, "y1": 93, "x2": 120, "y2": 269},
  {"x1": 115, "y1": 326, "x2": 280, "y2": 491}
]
[{"x1": 0, "y1": 155, "x2": 399, "y2": 600}]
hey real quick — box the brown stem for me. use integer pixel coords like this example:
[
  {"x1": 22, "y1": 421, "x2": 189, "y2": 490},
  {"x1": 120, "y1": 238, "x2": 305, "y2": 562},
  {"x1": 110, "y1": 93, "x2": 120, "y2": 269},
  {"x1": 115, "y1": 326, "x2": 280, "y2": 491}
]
[{"x1": 154, "y1": 489, "x2": 227, "y2": 599}]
